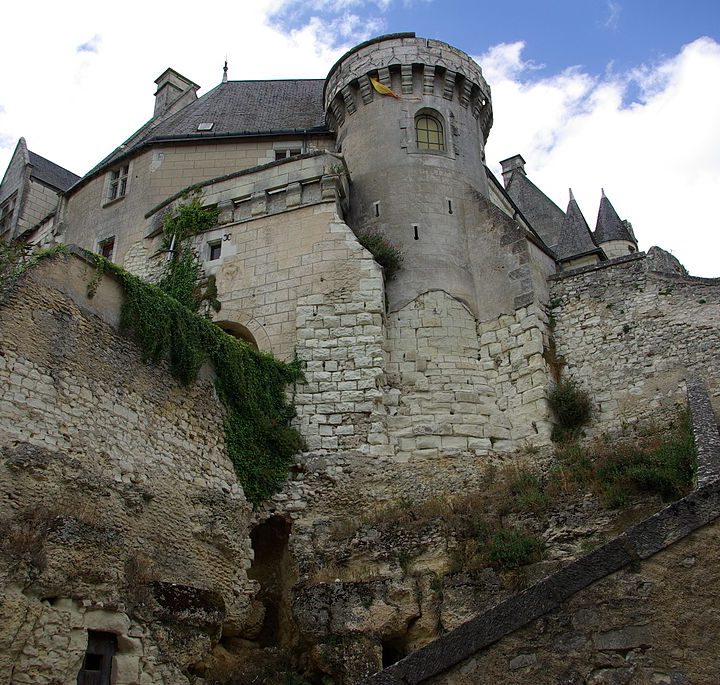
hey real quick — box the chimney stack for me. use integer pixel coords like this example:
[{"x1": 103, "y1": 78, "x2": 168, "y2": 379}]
[
  {"x1": 499, "y1": 154, "x2": 526, "y2": 188},
  {"x1": 153, "y1": 68, "x2": 200, "y2": 120}
]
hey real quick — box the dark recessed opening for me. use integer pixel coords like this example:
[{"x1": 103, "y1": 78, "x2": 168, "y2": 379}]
[
  {"x1": 83, "y1": 654, "x2": 103, "y2": 671},
  {"x1": 382, "y1": 639, "x2": 405, "y2": 667},
  {"x1": 77, "y1": 631, "x2": 116, "y2": 685},
  {"x1": 413, "y1": 224, "x2": 419, "y2": 240},
  {"x1": 248, "y1": 516, "x2": 293, "y2": 648}
]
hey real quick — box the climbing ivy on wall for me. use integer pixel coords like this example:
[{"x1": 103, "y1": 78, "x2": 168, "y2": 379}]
[
  {"x1": 158, "y1": 194, "x2": 221, "y2": 315},
  {"x1": 85, "y1": 255, "x2": 304, "y2": 506}
]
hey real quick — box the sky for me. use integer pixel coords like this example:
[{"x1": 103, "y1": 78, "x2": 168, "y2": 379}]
[{"x1": 1, "y1": 0, "x2": 719, "y2": 275}]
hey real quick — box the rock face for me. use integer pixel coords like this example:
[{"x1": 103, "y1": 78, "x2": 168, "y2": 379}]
[
  {"x1": 426, "y1": 515, "x2": 720, "y2": 685},
  {"x1": 0, "y1": 254, "x2": 253, "y2": 684}
]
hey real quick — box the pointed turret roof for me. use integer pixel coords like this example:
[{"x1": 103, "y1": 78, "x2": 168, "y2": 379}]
[
  {"x1": 500, "y1": 155, "x2": 566, "y2": 249},
  {"x1": 555, "y1": 190, "x2": 605, "y2": 263},
  {"x1": 594, "y1": 190, "x2": 637, "y2": 246}
]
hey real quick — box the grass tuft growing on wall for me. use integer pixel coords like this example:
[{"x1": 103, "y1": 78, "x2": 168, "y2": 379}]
[
  {"x1": 355, "y1": 231, "x2": 403, "y2": 281},
  {"x1": 553, "y1": 410, "x2": 695, "y2": 507}
]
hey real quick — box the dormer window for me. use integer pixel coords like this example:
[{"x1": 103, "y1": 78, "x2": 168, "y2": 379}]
[{"x1": 108, "y1": 164, "x2": 129, "y2": 202}]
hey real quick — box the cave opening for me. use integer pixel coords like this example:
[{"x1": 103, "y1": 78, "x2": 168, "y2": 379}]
[
  {"x1": 247, "y1": 515, "x2": 293, "y2": 648},
  {"x1": 381, "y1": 636, "x2": 407, "y2": 668}
]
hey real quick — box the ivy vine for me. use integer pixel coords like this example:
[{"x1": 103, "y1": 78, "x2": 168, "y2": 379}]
[
  {"x1": 85, "y1": 255, "x2": 304, "y2": 506},
  {"x1": 158, "y1": 194, "x2": 221, "y2": 315}
]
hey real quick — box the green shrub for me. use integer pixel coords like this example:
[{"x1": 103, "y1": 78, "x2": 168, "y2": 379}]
[
  {"x1": 356, "y1": 231, "x2": 403, "y2": 281},
  {"x1": 548, "y1": 378, "x2": 592, "y2": 442},
  {"x1": 555, "y1": 412, "x2": 695, "y2": 507},
  {"x1": 593, "y1": 417, "x2": 695, "y2": 505},
  {"x1": 488, "y1": 528, "x2": 545, "y2": 569}
]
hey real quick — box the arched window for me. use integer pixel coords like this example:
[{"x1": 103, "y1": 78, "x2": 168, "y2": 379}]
[{"x1": 415, "y1": 113, "x2": 445, "y2": 151}]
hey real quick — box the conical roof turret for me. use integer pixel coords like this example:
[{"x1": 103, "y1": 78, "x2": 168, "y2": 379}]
[
  {"x1": 555, "y1": 189, "x2": 605, "y2": 263},
  {"x1": 594, "y1": 189, "x2": 637, "y2": 246}
]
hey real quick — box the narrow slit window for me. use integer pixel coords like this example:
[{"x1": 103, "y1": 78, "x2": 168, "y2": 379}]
[
  {"x1": 374, "y1": 202, "x2": 381, "y2": 218},
  {"x1": 415, "y1": 114, "x2": 444, "y2": 151},
  {"x1": 447, "y1": 199, "x2": 453, "y2": 214},
  {"x1": 413, "y1": 224, "x2": 419, "y2": 240}
]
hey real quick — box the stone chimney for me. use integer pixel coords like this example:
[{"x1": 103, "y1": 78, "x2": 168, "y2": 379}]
[
  {"x1": 499, "y1": 154, "x2": 526, "y2": 188},
  {"x1": 153, "y1": 68, "x2": 200, "y2": 120}
]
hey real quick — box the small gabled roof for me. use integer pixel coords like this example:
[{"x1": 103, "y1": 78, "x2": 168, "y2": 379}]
[
  {"x1": 594, "y1": 190, "x2": 636, "y2": 245},
  {"x1": 81, "y1": 79, "x2": 328, "y2": 185},
  {"x1": 504, "y1": 164, "x2": 566, "y2": 249},
  {"x1": 28, "y1": 150, "x2": 80, "y2": 192},
  {"x1": 555, "y1": 190, "x2": 605, "y2": 262}
]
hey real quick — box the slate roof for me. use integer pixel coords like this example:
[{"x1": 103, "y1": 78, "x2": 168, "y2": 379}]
[
  {"x1": 27, "y1": 151, "x2": 80, "y2": 192},
  {"x1": 505, "y1": 169, "x2": 566, "y2": 249},
  {"x1": 555, "y1": 191, "x2": 605, "y2": 262},
  {"x1": 484, "y1": 166, "x2": 556, "y2": 259},
  {"x1": 594, "y1": 190, "x2": 636, "y2": 245},
  {"x1": 84, "y1": 79, "x2": 328, "y2": 182}
]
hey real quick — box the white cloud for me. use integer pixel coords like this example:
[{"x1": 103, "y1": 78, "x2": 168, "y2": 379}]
[
  {"x1": 481, "y1": 37, "x2": 720, "y2": 277},
  {"x1": 0, "y1": 0, "x2": 350, "y2": 176},
  {"x1": 603, "y1": 1, "x2": 622, "y2": 30}
]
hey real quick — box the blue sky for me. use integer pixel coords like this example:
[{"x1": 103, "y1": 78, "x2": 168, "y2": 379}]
[
  {"x1": 1, "y1": 0, "x2": 719, "y2": 275},
  {"x1": 272, "y1": 0, "x2": 720, "y2": 74}
]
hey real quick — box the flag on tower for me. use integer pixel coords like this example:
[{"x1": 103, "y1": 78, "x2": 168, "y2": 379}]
[{"x1": 370, "y1": 77, "x2": 399, "y2": 98}]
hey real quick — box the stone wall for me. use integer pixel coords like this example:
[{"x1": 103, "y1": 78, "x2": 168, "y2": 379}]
[
  {"x1": 382, "y1": 293, "x2": 552, "y2": 463},
  {"x1": 476, "y1": 302, "x2": 553, "y2": 444},
  {"x1": 294, "y1": 217, "x2": 386, "y2": 452},
  {"x1": 61, "y1": 136, "x2": 333, "y2": 269},
  {"x1": 0, "y1": 254, "x2": 253, "y2": 684},
  {"x1": 550, "y1": 254, "x2": 720, "y2": 436},
  {"x1": 18, "y1": 179, "x2": 59, "y2": 233}
]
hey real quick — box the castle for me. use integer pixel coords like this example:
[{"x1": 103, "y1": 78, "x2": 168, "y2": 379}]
[{"x1": 1, "y1": 33, "x2": 719, "y2": 685}]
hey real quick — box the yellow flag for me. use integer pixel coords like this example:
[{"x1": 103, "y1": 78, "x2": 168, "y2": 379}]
[{"x1": 370, "y1": 77, "x2": 399, "y2": 99}]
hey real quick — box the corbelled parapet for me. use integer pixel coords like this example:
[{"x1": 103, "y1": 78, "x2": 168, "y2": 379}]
[{"x1": 324, "y1": 33, "x2": 493, "y2": 141}]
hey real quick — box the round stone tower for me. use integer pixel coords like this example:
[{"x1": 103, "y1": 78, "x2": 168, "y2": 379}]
[{"x1": 324, "y1": 33, "x2": 494, "y2": 313}]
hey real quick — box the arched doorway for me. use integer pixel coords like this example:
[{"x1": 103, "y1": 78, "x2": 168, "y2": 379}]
[{"x1": 217, "y1": 321, "x2": 259, "y2": 350}]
